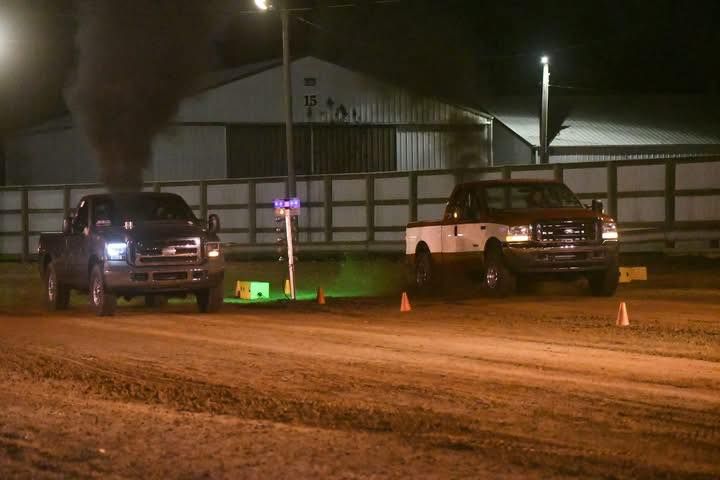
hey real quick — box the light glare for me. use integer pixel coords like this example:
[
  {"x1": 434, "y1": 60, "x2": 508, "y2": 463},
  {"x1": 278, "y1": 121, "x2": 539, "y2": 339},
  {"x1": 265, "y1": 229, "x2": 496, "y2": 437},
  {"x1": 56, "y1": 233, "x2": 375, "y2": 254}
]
[
  {"x1": 254, "y1": 0, "x2": 269, "y2": 10},
  {"x1": 105, "y1": 242, "x2": 127, "y2": 260},
  {"x1": 541, "y1": 55, "x2": 549, "y2": 65}
]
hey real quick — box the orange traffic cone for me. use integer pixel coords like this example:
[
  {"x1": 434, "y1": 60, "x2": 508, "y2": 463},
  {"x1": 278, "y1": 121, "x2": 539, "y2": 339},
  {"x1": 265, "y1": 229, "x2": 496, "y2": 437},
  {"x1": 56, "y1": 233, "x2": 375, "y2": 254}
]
[
  {"x1": 616, "y1": 302, "x2": 630, "y2": 327},
  {"x1": 400, "y1": 292, "x2": 412, "y2": 312},
  {"x1": 316, "y1": 287, "x2": 326, "y2": 305}
]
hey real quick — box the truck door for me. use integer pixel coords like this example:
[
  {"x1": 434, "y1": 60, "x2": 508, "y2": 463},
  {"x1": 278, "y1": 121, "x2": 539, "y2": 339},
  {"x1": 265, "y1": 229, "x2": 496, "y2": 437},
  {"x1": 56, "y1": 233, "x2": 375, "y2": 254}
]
[
  {"x1": 67, "y1": 199, "x2": 90, "y2": 289},
  {"x1": 456, "y1": 187, "x2": 488, "y2": 260},
  {"x1": 441, "y1": 188, "x2": 464, "y2": 263}
]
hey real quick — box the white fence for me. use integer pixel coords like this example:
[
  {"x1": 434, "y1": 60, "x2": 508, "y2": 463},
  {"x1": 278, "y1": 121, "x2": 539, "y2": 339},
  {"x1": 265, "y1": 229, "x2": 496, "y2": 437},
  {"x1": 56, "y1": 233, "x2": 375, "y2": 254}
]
[{"x1": 1, "y1": 157, "x2": 719, "y2": 258}]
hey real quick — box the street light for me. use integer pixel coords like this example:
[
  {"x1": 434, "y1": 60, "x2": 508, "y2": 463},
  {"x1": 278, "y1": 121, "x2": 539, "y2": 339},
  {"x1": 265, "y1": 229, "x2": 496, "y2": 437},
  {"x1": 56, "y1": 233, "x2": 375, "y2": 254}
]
[
  {"x1": 254, "y1": 0, "x2": 296, "y2": 197},
  {"x1": 539, "y1": 55, "x2": 550, "y2": 164}
]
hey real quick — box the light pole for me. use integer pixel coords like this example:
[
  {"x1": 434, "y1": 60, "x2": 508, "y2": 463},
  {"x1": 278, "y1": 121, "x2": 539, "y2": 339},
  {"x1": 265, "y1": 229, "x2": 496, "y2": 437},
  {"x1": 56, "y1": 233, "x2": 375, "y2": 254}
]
[
  {"x1": 255, "y1": 0, "x2": 296, "y2": 197},
  {"x1": 539, "y1": 55, "x2": 550, "y2": 164}
]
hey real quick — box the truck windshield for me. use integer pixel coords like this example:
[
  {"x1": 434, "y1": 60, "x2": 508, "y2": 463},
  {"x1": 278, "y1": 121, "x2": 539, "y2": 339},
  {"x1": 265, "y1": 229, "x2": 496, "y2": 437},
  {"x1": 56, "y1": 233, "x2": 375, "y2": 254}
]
[
  {"x1": 93, "y1": 194, "x2": 197, "y2": 226},
  {"x1": 483, "y1": 183, "x2": 582, "y2": 210}
]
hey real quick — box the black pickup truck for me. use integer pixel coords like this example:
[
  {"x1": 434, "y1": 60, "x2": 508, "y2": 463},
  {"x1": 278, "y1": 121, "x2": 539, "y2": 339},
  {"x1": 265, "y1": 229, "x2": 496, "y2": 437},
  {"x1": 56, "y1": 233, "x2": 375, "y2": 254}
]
[{"x1": 38, "y1": 192, "x2": 225, "y2": 316}]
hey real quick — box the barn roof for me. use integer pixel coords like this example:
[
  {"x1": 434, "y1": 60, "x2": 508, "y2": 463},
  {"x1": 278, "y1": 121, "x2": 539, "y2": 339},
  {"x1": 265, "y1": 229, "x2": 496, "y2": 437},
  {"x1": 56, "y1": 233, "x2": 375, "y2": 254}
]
[{"x1": 482, "y1": 95, "x2": 720, "y2": 149}]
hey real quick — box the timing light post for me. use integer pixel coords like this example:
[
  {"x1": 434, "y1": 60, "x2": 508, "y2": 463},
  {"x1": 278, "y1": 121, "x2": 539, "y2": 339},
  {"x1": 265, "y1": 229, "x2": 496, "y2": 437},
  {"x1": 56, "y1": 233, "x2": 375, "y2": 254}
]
[
  {"x1": 255, "y1": 0, "x2": 296, "y2": 197},
  {"x1": 539, "y1": 55, "x2": 550, "y2": 164}
]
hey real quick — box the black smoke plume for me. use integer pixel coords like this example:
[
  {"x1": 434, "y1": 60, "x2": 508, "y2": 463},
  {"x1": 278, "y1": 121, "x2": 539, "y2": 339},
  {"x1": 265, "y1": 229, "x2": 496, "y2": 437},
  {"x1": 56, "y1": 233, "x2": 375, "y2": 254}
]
[{"x1": 66, "y1": 0, "x2": 224, "y2": 191}]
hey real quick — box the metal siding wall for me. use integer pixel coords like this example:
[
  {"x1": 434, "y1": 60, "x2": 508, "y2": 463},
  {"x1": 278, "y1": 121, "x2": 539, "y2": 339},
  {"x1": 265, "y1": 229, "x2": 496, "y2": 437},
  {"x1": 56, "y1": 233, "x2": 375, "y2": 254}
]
[
  {"x1": 177, "y1": 57, "x2": 487, "y2": 126},
  {"x1": 227, "y1": 126, "x2": 286, "y2": 178},
  {"x1": 311, "y1": 126, "x2": 396, "y2": 174},
  {"x1": 396, "y1": 127, "x2": 488, "y2": 172},
  {"x1": 550, "y1": 152, "x2": 719, "y2": 163},
  {"x1": 4, "y1": 128, "x2": 97, "y2": 185},
  {"x1": 152, "y1": 126, "x2": 226, "y2": 181},
  {"x1": 492, "y1": 121, "x2": 533, "y2": 165}
]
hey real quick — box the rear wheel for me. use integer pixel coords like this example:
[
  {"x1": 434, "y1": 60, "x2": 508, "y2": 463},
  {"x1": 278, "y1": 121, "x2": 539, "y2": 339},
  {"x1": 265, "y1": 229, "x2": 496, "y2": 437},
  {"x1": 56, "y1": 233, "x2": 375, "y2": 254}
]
[
  {"x1": 482, "y1": 249, "x2": 516, "y2": 297},
  {"x1": 587, "y1": 264, "x2": 619, "y2": 297},
  {"x1": 414, "y1": 249, "x2": 435, "y2": 294},
  {"x1": 90, "y1": 264, "x2": 117, "y2": 316},
  {"x1": 45, "y1": 262, "x2": 70, "y2": 311},
  {"x1": 196, "y1": 284, "x2": 223, "y2": 313}
]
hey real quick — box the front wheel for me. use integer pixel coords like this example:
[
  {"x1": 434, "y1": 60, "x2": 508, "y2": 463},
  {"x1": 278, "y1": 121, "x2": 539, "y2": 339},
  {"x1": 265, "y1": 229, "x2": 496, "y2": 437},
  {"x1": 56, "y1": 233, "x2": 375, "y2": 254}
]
[
  {"x1": 45, "y1": 262, "x2": 70, "y2": 311},
  {"x1": 587, "y1": 265, "x2": 619, "y2": 297},
  {"x1": 90, "y1": 264, "x2": 117, "y2": 316},
  {"x1": 414, "y1": 250, "x2": 435, "y2": 294},
  {"x1": 482, "y1": 250, "x2": 516, "y2": 297},
  {"x1": 196, "y1": 284, "x2": 223, "y2": 313}
]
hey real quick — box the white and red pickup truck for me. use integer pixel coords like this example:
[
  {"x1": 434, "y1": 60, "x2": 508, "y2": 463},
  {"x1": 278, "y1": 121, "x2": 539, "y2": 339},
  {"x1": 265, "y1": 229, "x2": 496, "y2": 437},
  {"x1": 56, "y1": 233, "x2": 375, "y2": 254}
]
[{"x1": 405, "y1": 179, "x2": 620, "y2": 296}]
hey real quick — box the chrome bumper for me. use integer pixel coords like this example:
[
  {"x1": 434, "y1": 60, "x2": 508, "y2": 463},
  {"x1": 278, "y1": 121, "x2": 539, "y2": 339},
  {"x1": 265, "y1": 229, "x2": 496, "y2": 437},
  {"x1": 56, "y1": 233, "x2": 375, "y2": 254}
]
[
  {"x1": 103, "y1": 259, "x2": 224, "y2": 294},
  {"x1": 503, "y1": 242, "x2": 619, "y2": 273}
]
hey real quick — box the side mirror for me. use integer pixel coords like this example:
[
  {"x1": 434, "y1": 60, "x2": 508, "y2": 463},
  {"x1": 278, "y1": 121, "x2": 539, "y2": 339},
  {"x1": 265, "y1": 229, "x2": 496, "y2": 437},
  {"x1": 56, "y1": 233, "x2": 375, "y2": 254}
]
[
  {"x1": 62, "y1": 217, "x2": 72, "y2": 235},
  {"x1": 208, "y1": 214, "x2": 220, "y2": 234},
  {"x1": 591, "y1": 199, "x2": 604, "y2": 214}
]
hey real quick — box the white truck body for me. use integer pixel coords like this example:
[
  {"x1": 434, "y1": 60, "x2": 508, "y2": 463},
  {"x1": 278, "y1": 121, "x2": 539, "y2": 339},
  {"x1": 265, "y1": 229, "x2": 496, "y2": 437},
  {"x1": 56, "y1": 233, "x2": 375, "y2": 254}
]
[{"x1": 404, "y1": 180, "x2": 620, "y2": 296}]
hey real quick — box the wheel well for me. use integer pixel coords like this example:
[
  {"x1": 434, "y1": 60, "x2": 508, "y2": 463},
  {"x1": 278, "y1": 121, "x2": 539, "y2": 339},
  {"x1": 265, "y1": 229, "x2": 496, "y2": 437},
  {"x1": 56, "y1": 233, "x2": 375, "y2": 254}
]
[
  {"x1": 41, "y1": 255, "x2": 52, "y2": 276},
  {"x1": 88, "y1": 255, "x2": 101, "y2": 278},
  {"x1": 485, "y1": 237, "x2": 503, "y2": 257},
  {"x1": 415, "y1": 242, "x2": 430, "y2": 255}
]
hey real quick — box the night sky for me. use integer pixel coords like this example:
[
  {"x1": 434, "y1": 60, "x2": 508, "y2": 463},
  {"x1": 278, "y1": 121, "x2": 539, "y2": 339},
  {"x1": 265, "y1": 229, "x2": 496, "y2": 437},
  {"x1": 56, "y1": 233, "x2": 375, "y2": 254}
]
[{"x1": 1, "y1": 0, "x2": 718, "y2": 133}]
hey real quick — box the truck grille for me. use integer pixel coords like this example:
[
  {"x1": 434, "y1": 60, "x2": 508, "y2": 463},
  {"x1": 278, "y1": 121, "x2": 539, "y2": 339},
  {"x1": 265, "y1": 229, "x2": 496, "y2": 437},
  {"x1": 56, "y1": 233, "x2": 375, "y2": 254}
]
[
  {"x1": 535, "y1": 221, "x2": 596, "y2": 243},
  {"x1": 132, "y1": 238, "x2": 200, "y2": 265}
]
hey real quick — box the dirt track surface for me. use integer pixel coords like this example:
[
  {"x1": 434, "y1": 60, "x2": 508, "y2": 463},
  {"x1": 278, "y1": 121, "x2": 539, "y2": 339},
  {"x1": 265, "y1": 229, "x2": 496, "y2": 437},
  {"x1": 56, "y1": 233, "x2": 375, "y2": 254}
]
[{"x1": 1, "y1": 263, "x2": 720, "y2": 478}]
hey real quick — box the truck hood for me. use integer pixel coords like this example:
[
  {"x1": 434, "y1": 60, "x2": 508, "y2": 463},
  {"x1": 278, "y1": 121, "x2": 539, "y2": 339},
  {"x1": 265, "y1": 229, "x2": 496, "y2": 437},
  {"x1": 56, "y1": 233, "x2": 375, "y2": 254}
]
[{"x1": 487, "y1": 208, "x2": 612, "y2": 226}]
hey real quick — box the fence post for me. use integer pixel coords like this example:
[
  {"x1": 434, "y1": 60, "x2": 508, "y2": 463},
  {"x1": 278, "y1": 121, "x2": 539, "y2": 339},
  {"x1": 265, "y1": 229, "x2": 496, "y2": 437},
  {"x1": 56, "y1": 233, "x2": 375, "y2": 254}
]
[
  {"x1": 324, "y1": 176, "x2": 333, "y2": 243},
  {"x1": 366, "y1": 175, "x2": 374, "y2": 243},
  {"x1": 248, "y1": 180, "x2": 256, "y2": 245},
  {"x1": 665, "y1": 160, "x2": 676, "y2": 249},
  {"x1": 199, "y1": 181, "x2": 208, "y2": 222},
  {"x1": 408, "y1": 171, "x2": 418, "y2": 222},
  {"x1": 21, "y1": 188, "x2": 29, "y2": 262},
  {"x1": 607, "y1": 162, "x2": 618, "y2": 218},
  {"x1": 502, "y1": 166, "x2": 511, "y2": 180}
]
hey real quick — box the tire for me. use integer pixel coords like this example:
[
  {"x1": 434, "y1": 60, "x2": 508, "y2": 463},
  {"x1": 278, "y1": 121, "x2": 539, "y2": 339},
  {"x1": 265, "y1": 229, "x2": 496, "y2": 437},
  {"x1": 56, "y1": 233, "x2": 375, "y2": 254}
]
[
  {"x1": 45, "y1": 262, "x2": 70, "y2": 311},
  {"x1": 196, "y1": 284, "x2": 223, "y2": 313},
  {"x1": 145, "y1": 295, "x2": 168, "y2": 308},
  {"x1": 482, "y1": 249, "x2": 516, "y2": 297},
  {"x1": 90, "y1": 264, "x2": 117, "y2": 316},
  {"x1": 413, "y1": 249, "x2": 435, "y2": 294},
  {"x1": 588, "y1": 264, "x2": 619, "y2": 297}
]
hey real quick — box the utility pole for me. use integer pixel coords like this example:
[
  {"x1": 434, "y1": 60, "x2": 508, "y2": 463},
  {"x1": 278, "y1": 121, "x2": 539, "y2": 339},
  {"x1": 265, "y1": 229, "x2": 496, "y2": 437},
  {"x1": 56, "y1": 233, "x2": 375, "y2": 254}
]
[
  {"x1": 281, "y1": 6, "x2": 295, "y2": 197},
  {"x1": 255, "y1": 0, "x2": 295, "y2": 197},
  {"x1": 540, "y1": 55, "x2": 550, "y2": 164}
]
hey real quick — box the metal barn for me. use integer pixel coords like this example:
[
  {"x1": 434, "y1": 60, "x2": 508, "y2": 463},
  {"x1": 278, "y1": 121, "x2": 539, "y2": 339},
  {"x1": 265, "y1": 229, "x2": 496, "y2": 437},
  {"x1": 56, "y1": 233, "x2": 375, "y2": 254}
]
[
  {"x1": 3, "y1": 56, "x2": 493, "y2": 185},
  {"x1": 484, "y1": 96, "x2": 720, "y2": 164}
]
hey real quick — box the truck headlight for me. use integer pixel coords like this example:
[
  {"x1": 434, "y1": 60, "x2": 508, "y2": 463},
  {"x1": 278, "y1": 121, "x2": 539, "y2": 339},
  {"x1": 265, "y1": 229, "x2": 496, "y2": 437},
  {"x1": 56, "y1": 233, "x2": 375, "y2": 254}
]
[
  {"x1": 205, "y1": 242, "x2": 221, "y2": 259},
  {"x1": 602, "y1": 220, "x2": 619, "y2": 240},
  {"x1": 106, "y1": 242, "x2": 127, "y2": 261},
  {"x1": 506, "y1": 225, "x2": 531, "y2": 243}
]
